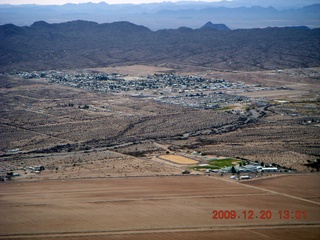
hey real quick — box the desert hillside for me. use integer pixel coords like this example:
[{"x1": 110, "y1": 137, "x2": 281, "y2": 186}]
[{"x1": 0, "y1": 21, "x2": 319, "y2": 71}]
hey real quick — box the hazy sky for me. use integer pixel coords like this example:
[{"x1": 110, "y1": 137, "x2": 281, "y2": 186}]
[{"x1": 0, "y1": 0, "x2": 223, "y2": 5}]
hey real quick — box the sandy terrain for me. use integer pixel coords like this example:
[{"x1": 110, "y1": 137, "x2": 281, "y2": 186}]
[
  {"x1": 159, "y1": 155, "x2": 198, "y2": 164},
  {"x1": 0, "y1": 148, "x2": 184, "y2": 181},
  {"x1": 0, "y1": 175, "x2": 319, "y2": 239},
  {"x1": 242, "y1": 174, "x2": 320, "y2": 201},
  {"x1": 0, "y1": 65, "x2": 319, "y2": 239}
]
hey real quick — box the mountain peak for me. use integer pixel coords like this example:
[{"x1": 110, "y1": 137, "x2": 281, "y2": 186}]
[
  {"x1": 30, "y1": 21, "x2": 51, "y2": 28},
  {"x1": 200, "y1": 21, "x2": 230, "y2": 31}
]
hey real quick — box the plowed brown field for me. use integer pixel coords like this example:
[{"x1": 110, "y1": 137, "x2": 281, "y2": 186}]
[{"x1": 0, "y1": 174, "x2": 319, "y2": 239}]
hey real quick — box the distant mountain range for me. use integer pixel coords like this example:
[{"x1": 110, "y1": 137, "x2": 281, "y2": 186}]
[
  {"x1": 0, "y1": 1, "x2": 319, "y2": 30},
  {"x1": 0, "y1": 20, "x2": 319, "y2": 72}
]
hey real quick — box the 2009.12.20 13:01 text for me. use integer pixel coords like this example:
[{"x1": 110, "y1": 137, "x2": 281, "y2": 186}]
[{"x1": 212, "y1": 210, "x2": 307, "y2": 220}]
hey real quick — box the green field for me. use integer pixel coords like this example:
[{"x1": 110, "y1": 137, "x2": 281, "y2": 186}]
[
  {"x1": 192, "y1": 158, "x2": 241, "y2": 170},
  {"x1": 210, "y1": 158, "x2": 240, "y2": 168}
]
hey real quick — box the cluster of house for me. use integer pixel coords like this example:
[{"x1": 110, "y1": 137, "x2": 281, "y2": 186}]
[
  {"x1": 0, "y1": 165, "x2": 45, "y2": 181},
  {"x1": 18, "y1": 71, "x2": 250, "y2": 93},
  {"x1": 240, "y1": 165, "x2": 278, "y2": 173},
  {"x1": 204, "y1": 163, "x2": 279, "y2": 175},
  {"x1": 156, "y1": 91, "x2": 249, "y2": 109},
  {"x1": 8, "y1": 71, "x2": 276, "y2": 109},
  {"x1": 201, "y1": 162, "x2": 284, "y2": 180},
  {"x1": 222, "y1": 162, "x2": 279, "y2": 173},
  {"x1": 28, "y1": 165, "x2": 45, "y2": 174}
]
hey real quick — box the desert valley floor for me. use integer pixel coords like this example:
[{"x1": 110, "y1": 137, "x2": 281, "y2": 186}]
[{"x1": 0, "y1": 65, "x2": 319, "y2": 239}]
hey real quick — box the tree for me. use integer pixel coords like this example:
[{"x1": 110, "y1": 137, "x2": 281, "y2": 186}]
[{"x1": 231, "y1": 166, "x2": 237, "y2": 174}]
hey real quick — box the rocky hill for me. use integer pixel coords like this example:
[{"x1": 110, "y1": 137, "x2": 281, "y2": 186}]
[
  {"x1": 0, "y1": 20, "x2": 319, "y2": 71},
  {"x1": 200, "y1": 21, "x2": 230, "y2": 31}
]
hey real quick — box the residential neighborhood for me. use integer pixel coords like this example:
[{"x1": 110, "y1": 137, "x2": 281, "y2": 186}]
[{"x1": 8, "y1": 71, "x2": 276, "y2": 110}]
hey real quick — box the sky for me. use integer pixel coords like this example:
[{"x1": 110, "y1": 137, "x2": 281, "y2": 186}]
[{"x1": 0, "y1": 0, "x2": 223, "y2": 5}]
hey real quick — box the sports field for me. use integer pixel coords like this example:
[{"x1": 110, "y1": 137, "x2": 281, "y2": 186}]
[{"x1": 159, "y1": 155, "x2": 198, "y2": 164}]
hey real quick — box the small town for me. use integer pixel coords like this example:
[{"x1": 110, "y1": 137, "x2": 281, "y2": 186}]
[{"x1": 9, "y1": 71, "x2": 276, "y2": 109}]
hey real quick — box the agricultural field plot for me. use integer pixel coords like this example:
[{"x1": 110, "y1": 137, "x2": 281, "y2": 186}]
[
  {"x1": 243, "y1": 174, "x2": 320, "y2": 201},
  {"x1": 0, "y1": 175, "x2": 319, "y2": 239}
]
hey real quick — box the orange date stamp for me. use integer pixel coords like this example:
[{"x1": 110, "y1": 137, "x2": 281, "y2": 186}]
[{"x1": 212, "y1": 210, "x2": 307, "y2": 220}]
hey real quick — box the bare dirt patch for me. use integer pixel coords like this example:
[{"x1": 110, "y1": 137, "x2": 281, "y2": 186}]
[
  {"x1": 159, "y1": 155, "x2": 198, "y2": 165},
  {"x1": 0, "y1": 175, "x2": 319, "y2": 239},
  {"x1": 0, "y1": 149, "x2": 183, "y2": 181},
  {"x1": 242, "y1": 174, "x2": 320, "y2": 202}
]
